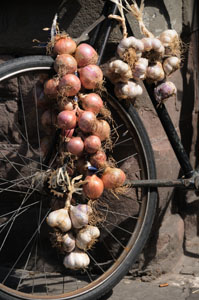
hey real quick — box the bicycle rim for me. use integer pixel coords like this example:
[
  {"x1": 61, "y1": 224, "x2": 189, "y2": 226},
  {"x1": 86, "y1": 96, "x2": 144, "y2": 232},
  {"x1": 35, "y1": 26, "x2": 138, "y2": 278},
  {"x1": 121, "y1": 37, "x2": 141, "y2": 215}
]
[{"x1": 0, "y1": 56, "x2": 157, "y2": 300}]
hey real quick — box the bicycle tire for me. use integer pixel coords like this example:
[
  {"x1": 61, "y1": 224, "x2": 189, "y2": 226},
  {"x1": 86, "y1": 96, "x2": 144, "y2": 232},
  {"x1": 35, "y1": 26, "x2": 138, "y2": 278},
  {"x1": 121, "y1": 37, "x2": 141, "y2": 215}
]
[{"x1": 0, "y1": 55, "x2": 157, "y2": 300}]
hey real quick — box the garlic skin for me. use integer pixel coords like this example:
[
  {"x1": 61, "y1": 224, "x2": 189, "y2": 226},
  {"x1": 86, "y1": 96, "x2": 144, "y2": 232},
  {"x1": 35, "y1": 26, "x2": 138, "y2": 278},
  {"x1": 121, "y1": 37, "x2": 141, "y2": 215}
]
[
  {"x1": 146, "y1": 62, "x2": 165, "y2": 82},
  {"x1": 114, "y1": 81, "x2": 143, "y2": 100},
  {"x1": 76, "y1": 225, "x2": 100, "y2": 251},
  {"x1": 107, "y1": 59, "x2": 132, "y2": 83},
  {"x1": 63, "y1": 248, "x2": 90, "y2": 269},
  {"x1": 117, "y1": 36, "x2": 144, "y2": 58},
  {"x1": 163, "y1": 56, "x2": 180, "y2": 75},
  {"x1": 142, "y1": 37, "x2": 165, "y2": 56},
  {"x1": 154, "y1": 81, "x2": 177, "y2": 102},
  {"x1": 132, "y1": 57, "x2": 148, "y2": 80},
  {"x1": 62, "y1": 232, "x2": 76, "y2": 252},
  {"x1": 158, "y1": 29, "x2": 178, "y2": 47},
  {"x1": 69, "y1": 204, "x2": 93, "y2": 229},
  {"x1": 46, "y1": 208, "x2": 72, "y2": 232}
]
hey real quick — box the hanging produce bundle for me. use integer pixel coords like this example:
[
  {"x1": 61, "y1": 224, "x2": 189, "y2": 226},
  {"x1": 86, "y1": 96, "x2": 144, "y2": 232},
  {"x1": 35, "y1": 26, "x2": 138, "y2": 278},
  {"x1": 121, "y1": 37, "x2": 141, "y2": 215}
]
[
  {"x1": 107, "y1": 0, "x2": 182, "y2": 104},
  {"x1": 38, "y1": 32, "x2": 127, "y2": 270}
]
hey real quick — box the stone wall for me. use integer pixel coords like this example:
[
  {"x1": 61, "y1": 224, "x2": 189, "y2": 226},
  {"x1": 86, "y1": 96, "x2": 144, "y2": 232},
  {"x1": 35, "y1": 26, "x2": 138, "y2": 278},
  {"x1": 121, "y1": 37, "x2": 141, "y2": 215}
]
[{"x1": 0, "y1": 0, "x2": 198, "y2": 277}]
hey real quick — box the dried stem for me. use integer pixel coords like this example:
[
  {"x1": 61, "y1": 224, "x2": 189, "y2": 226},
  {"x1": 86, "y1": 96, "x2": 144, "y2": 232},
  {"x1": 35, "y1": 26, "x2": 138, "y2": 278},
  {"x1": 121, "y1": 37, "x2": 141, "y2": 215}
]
[{"x1": 109, "y1": 0, "x2": 128, "y2": 38}]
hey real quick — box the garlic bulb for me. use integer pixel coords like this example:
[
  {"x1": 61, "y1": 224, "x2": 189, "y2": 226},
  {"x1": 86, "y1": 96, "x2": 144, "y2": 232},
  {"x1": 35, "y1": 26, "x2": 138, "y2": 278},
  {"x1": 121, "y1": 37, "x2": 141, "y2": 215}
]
[
  {"x1": 62, "y1": 232, "x2": 76, "y2": 252},
  {"x1": 46, "y1": 208, "x2": 72, "y2": 232},
  {"x1": 114, "y1": 81, "x2": 143, "y2": 100},
  {"x1": 146, "y1": 62, "x2": 165, "y2": 82},
  {"x1": 154, "y1": 81, "x2": 177, "y2": 102},
  {"x1": 132, "y1": 57, "x2": 148, "y2": 80},
  {"x1": 163, "y1": 56, "x2": 181, "y2": 75},
  {"x1": 117, "y1": 36, "x2": 144, "y2": 58},
  {"x1": 63, "y1": 248, "x2": 90, "y2": 269},
  {"x1": 69, "y1": 204, "x2": 92, "y2": 229},
  {"x1": 76, "y1": 225, "x2": 100, "y2": 250},
  {"x1": 107, "y1": 59, "x2": 132, "y2": 83},
  {"x1": 142, "y1": 37, "x2": 165, "y2": 57},
  {"x1": 158, "y1": 29, "x2": 178, "y2": 48}
]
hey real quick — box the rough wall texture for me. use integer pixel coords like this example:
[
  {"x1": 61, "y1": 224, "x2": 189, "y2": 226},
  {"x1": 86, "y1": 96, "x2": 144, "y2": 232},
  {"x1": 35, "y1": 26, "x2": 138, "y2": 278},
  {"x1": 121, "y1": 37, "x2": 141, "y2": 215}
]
[{"x1": 0, "y1": 0, "x2": 198, "y2": 277}]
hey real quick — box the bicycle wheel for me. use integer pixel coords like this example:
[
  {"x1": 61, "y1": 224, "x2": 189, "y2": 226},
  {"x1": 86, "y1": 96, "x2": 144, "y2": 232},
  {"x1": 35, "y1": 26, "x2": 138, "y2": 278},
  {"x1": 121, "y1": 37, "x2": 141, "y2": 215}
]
[{"x1": 0, "y1": 56, "x2": 157, "y2": 300}]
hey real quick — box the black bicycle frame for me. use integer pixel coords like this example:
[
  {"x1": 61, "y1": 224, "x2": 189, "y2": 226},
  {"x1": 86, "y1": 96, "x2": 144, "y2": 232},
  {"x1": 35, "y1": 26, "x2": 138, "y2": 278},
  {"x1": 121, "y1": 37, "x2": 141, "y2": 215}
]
[{"x1": 90, "y1": 1, "x2": 196, "y2": 188}]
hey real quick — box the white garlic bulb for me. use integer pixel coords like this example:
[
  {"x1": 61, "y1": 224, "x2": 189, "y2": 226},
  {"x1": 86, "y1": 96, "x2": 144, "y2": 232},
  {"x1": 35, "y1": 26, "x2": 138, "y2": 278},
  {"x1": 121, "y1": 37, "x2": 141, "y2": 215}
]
[
  {"x1": 46, "y1": 208, "x2": 72, "y2": 232},
  {"x1": 154, "y1": 81, "x2": 177, "y2": 102},
  {"x1": 63, "y1": 248, "x2": 90, "y2": 269},
  {"x1": 76, "y1": 225, "x2": 100, "y2": 251},
  {"x1": 163, "y1": 56, "x2": 181, "y2": 75},
  {"x1": 132, "y1": 57, "x2": 148, "y2": 80},
  {"x1": 117, "y1": 36, "x2": 144, "y2": 58},
  {"x1": 107, "y1": 59, "x2": 132, "y2": 83},
  {"x1": 142, "y1": 37, "x2": 165, "y2": 56},
  {"x1": 114, "y1": 81, "x2": 143, "y2": 100},
  {"x1": 158, "y1": 29, "x2": 178, "y2": 47},
  {"x1": 62, "y1": 232, "x2": 76, "y2": 252},
  {"x1": 69, "y1": 204, "x2": 92, "y2": 229},
  {"x1": 146, "y1": 62, "x2": 165, "y2": 82}
]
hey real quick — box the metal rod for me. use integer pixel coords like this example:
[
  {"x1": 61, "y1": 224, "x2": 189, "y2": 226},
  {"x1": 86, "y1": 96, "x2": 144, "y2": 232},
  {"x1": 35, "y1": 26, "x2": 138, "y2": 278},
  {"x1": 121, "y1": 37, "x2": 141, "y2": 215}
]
[
  {"x1": 128, "y1": 178, "x2": 189, "y2": 188},
  {"x1": 144, "y1": 82, "x2": 194, "y2": 178}
]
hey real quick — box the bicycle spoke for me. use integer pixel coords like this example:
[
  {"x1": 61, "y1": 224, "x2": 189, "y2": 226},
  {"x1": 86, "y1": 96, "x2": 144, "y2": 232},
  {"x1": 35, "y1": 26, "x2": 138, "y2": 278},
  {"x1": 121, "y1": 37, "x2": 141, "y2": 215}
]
[{"x1": 0, "y1": 201, "x2": 40, "y2": 220}]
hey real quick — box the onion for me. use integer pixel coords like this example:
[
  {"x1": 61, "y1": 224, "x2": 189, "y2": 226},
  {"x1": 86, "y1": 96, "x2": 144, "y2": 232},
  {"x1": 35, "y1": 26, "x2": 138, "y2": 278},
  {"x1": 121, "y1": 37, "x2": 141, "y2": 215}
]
[
  {"x1": 75, "y1": 43, "x2": 98, "y2": 67},
  {"x1": 76, "y1": 158, "x2": 88, "y2": 175},
  {"x1": 58, "y1": 74, "x2": 81, "y2": 97},
  {"x1": 101, "y1": 167, "x2": 126, "y2": 189},
  {"x1": 83, "y1": 174, "x2": 104, "y2": 199},
  {"x1": 58, "y1": 100, "x2": 74, "y2": 111},
  {"x1": 61, "y1": 128, "x2": 74, "y2": 138},
  {"x1": 90, "y1": 150, "x2": 107, "y2": 169},
  {"x1": 54, "y1": 54, "x2": 77, "y2": 76},
  {"x1": 84, "y1": 135, "x2": 101, "y2": 154},
  {"x1": 67, "y1": 137, "x2": 84, "y2": 156},
  {"x1": 92, "y1": 120, "x2": 110, "y2": 141},
  {"x1": 44, "y1": 78, "x2": 59, "y2": 98},
  {"x1": 79, "y1": 65, "x2": 103, "y2": 89},
  {"x1": 57, "y1": 110, "x2": 77, "y2": 129},
  {"x1": 80, "y1": 93, "x2": 103, "y2": 114},
  {"x1": 53, "y1": 36, "x2": 77, "y2": 55},
  {"x1": 78, "y1": 111, "x2": 96, "y2": 133}
]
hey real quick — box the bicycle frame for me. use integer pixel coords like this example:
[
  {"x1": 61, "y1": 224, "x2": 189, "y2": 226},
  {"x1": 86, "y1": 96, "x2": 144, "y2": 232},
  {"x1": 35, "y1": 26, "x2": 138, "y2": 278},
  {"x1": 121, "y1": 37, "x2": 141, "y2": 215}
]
[{"x1": 89, "y1": 1, "x2": 199, "y2": 189}]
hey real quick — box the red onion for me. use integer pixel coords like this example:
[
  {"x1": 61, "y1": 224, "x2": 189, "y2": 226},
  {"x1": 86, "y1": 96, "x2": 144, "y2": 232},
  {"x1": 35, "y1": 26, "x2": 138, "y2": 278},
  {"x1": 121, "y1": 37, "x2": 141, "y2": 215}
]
[
  {"x1": 79, "y1": 65, "x2": 103, "y2": 89},
  {"x1": 76, "y1": 158, "x2": 88, "y2": 175},
  {"x1": 83, "y1": 174, "x2": 104, "y2": 199},
  {"x1": 44, "y1": 78, "x2": 59, "y2": 98},
  {"x1": 53, "y1": 36, "x2": 77, "y2": 55},
  {"x1": 75, "y1": 43, "x2": 98, "y2": 67},
  {"x1": 101, "y1": 167, "x2": 126, "y2": 189},
  {"x1": 84, "y1": 135, "x2": 101, "y2": 154},
  {"x1": 54, "y1": 54, "x2": 77, "y2": 76},
  {"x1": 90, "y1": 150, "x2": 107, "y2": 169},
  {"x1": 92, "y1": 120, "x2": 110, "y2": 141},
  {"x1": 61, "y1": 128, "x2": 74, "y2": 138},
  {"x1": 57, "y1": 110, "x2": 77, "y2": 129},
  {"x1": 67, "y1": 137, "x2": 84, "y2": 156},
  {"x1": 78, "y1": 111, "x2": 96, "y2": 133},
  {"x1": 58, "y1": 101, "x2": 74, "y2": 111},
  {"x1": 80, "y1": 93, "x2": 103, "y2": 114},
  {"x1": 58, "y1": 74, "x2": 81, "y2": 97}
]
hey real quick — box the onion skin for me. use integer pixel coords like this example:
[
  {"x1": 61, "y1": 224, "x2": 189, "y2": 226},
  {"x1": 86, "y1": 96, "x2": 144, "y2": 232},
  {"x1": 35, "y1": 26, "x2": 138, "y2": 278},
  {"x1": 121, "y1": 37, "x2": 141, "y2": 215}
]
[
  {"x1": 92, "y1": 120, "x2": 110, "y2": 141},
  {"x1": 54, "y1": 54, "x2": 77, "y2": 76},
  {"x1": 83, "y1": 174, "x2": 104, "y2": 199},
  {"x1": 67, "y1": 137, "x2": 84, "y2": 156},
  {"x1": 61, "y1": 128, "x2": 74, "y2": 139},
  {"x1": 84, "y1": 135, "x2": 101, "y2": 154},
  {"x1": 57, "y1": 110, "x2": 77, "y2": 130},
  {"x1": 79, "y1": 65, "x2": 103, "y2": 90},
  {"x1": 58, "y1": 74, "x2": 81, "y2": 97},
  {"x1": 44, "y1": 78, "x2": 59, "y2": 98},
  {"x1": 75, "y1": 43, "x2": 98, "y2": 67},
  {"x1": 78, "y1": 111, "x2": 96, "y2": 133},
  {"x1": 58, "y1": 101, "x2": 74, "y2": 112},
  {"x1": 101, "y1": 167, "x2": 126, "y2": 189},
  {"x1": 80, "y1": 93, "x2": 103, "y2": 114},
  {"x1": 90, "y1": 150, "x2": 107, "y2": 169},
  {"x1": 53, "y1": 36, "x2": 77, "y2": 55}
]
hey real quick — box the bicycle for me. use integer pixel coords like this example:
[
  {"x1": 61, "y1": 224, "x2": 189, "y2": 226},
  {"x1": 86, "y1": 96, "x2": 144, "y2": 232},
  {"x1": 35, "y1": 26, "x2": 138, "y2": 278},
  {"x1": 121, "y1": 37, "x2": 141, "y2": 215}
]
[{"x1": 0, "y1": 1, "x2": 197, "y2": 300}]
